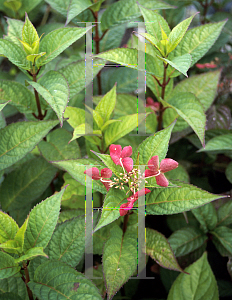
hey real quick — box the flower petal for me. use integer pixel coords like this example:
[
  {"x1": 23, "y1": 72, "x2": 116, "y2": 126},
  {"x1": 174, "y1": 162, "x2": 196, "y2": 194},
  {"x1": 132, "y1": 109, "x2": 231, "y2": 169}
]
[
  {"x1": 160, "y1": 158, "x2": 178, "y2": 173},
  {"x1": 121, "y1": 146, "x2": 132, "y2": 158},
  {"x1": 147, "y1": 156, "x2": 159, "y2": 172},
  {"x1": 136, "y1": 188, "x2": 151, "y2": 198},
  {"x1": 156, "y1": 173, "x2": 169, "y2": 187},
  {"x1": 102, "y1": 181, "x2": 112, "y2": 191},
  {"x1": 109, "y1": 144, "x2": 122, "y2": 165},
  {"x1": 145, "y1": 169, "x2": 159, "y2": 178},
  {"x1": 119, "y1": 202, "x2": 134, "y2": 216},
  {"x1": 122, "y1": 157, "x2": 133, "y2": 173},
  {"x1": 84, "y1": 167, "x2": 100, "y2": 180},
  {"x1": 101, "y1": 168, "x2": 112, "y2": 178}
]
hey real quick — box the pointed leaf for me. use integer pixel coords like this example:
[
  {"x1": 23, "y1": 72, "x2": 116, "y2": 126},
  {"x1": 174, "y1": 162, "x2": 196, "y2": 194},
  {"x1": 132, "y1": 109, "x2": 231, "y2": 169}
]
[
  {"x1": 0, "y1": 156, "x2": 57, "y2": 211},
  {"x1": 146, "y1": 181, "x2": 226, "y2": 215},
  {"x1": 146, "y1": 228, "x2": 183, "y2": 272},
  {"x1": 0, "y1": 101, "x2": 10, "y2": 112},
  {"x1": 167, "y1": 253, "x2": 219, "y2": 300},
  {"x1": 103, "y1": 226, "x2": 137, "y2": 300},
  {"x1": 28, "y1": 71, "x2": 69, "y2": 126},
  {"x1": 14, "y1": 218, "x2": 29, "y2": 251},
  {"x1": 15, "y1": 247, "x2": 48, "y2": 264},
  {"x1": 211, "y1": 226, "x2": 232, "y2": 257},
  {"x1": 168, "y1": 226, "x2": 208, "y2": 257},
  {"x1": 160, "y1": 54, "x2": 192, "y2": 77},
  {"x1": 198, "y1": 134, "x2": 232, "y2": 152},
  {"x1": 160, "y1": 93, "x2": 206, "y2": 146},
  {"x1": 95, "y1": 85, "x2": 116, "y2": 124},
  {"x1": 0, "y1": 80, "x2": 36, "y2": 113},
  {"x1": 191, "y1": 203, "x2": 217, "y2": 232},
  {"x1": 94, "y1": 189, "x2": 126, "y2": 232},
  {"x1": 64, "y1": 106, "x2": 86, "y2": 128},
  {"x1": 46, "y1": 215, "x2": 85, "y2": 267},
  {"x1": 23, "y1": 188, "x2": 65, "y2": 252},
  {"x1": 104, "y1": 113, "x2": 146, "y2": 148},
  {"x1": 0, "y1": 120, "x2": 59, "y2": 171},
  {"x1": 217, "y1": 200, "x2": 232, "y2": 227},
  {"x1": 132, "y1": 121, "x2": 175, "y2": 165},
  {"x1": 4, "y1": 18, "x2": 23, "y2": 48},
  {"x1": 0, "y1": 211, "x2": 19, "y2": 243},
  {"x1": 39, "y1": 26, "x2": 91, "y2": 65},
  {"x1": 22, "y1": 13, "x2": 39, "y2": 46},
  {"x1": 0, "y1": 252, "x2": 20, "y2": 279}
]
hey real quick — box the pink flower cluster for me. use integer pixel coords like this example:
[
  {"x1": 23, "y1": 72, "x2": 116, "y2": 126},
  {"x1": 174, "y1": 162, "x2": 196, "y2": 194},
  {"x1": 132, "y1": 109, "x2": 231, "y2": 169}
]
[{"x1": 84, "y1": 144, "x2": 178, "y2": 216}]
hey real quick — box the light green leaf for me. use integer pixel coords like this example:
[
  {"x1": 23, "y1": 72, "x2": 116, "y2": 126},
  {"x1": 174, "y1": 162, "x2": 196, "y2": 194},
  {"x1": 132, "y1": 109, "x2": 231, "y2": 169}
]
[
  {"x1": 191, "y1": 203, "x2": 217, "y2": 232},
  {"x1": 23, "y1": 188, "x2": 65, "y2": 252},
  {"x1": 0, "y1": 156, "x2": 57, "y2": 211},
  {"x1": 4, "y1": 18, "x2": 23, "y2": 48},
  {"x1": 173, "y1": 20, "x2": 227, "y2": 66},
  {"x1": 217, "y1": 200, "x2": 232, "y2": 227},
  {"x1": 52, "y1": 159, "x2": 107, "y2": 194},
  {"x1": 212, "y1": 226, "x2": 232, "y2": 257},
  {"x1": 0, "y1": 211, "x2": 19, "y2": 243},
  {"x1": 0, "y1": 102, "x2": 10, "y2": 112},
  {"x1": 0, "y1": 39, "x2": 28, "y2": 69},
  {"x1": 160, "y1": 54, "x2": 192, "y2": 77},
  {"x1": 167, "y1": 14, "x2": 195, "y2": 54},
  {"x1": 26, "y1": 52, "x2": 46, "y2": 63},
  {"x1": 95, "y1": 85, "x2": 116, "y2": 124},
  {"x1": 14, "y1": 218, "x2": 28, "y2": 251},
  {"x1": 39, "y1": 26, "x2": 91, "y2": 65},
  {"x1": 168, "y1": 226, "x2": 207, "y2": 257},
  {"x1": 0, "y1": 120, "x2": 59, "y2": 171},
  {"x1": 132, "y1": 121, "x2": 175, "y2": 165},
  {"x1": 71, "y1": 124, "x2": 101, "y2": 143},
  {"x1": 28, "y1": 71, "x2": 69, "y2": 126},
  {"x1": 18, "y1": 0, "x2": 42, "y2": 18},
  {"x1": 0, "y1": 276, "x2": 28, "y2": 299},
  {"x1": 58, "y1": 208, "x2": 85, "y2": 224},
  {"x1": 103, "y1": 226, "x2": 137, "y2": 300},
  {"x1": 0, "y1": 252, "x2": 20, "y2": 279},
  {"x1": 198, "y1": 134, "x2": 232, "y2": 152},
  {"x1": 28, "y1": 261, "x2": 102, "y2": 299},
  {"x1": 167, "y1": 252, "x2": 219, "y2": 300},
  {"x1": 64, "y1": 106, "x2": 86, "y2": 128},
  {"x1": 146, "y1": 228, "x2": 183, "y2": 272},
  {"x1": 15, "y1": 247, "x2": 48, "y2": 263},
  {"x1": 146, "y1": 181, "x2": 226, "y2": 215},
  {"x1": 61, "y1": 173, "x2": 85, "y2": 206},
  {"x1": 46, "y1": 215, "x2": 85, "y2": 267},
  {"x1": 61, "y1": 59, "x2": 105, "y2": 98},
  {"x1": 104, "y1": 113, "x2": 145, "y2": 148},
  {"x1": 0, "y1": 239, "x2": 20, "y2": 253},
  {"x1": 45, "y1": 0, "x2": 93, "y2": 25},
  {"x1": 0, "y1": 80, "x2": 36, "y2": 113},
  {"x1": 38, "y1": 128, "x2": 81, "y2": 161},
  {"x1": 101, "y1": 0, "x2": 173, "y2": 31},
  {"x1": 22, "y1": 13, "x2": 39, "y2": 47},
  {"x1": 3, "y1": 0, "x2": 21, "y2": 12},
  {"x1": 94, "y1": 189, "x2": 126, "y2": 232},
  {"x1": 160, "y1": 93, "x2": 206, "y2": 146}
]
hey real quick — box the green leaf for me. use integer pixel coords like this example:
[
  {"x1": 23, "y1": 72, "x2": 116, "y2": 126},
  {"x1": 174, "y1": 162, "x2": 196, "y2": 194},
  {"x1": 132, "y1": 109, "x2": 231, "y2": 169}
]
[
  {"x1": 103, "y1": 225, "x2": 137, "y2": 300},
  {"x1": 0, "y1": 39, "x2": 28, "y2": 69},
  {"x1": 39, "y1": 26, "x2": 91, "y2": 65},
  {"x1": 173, "y1": 20, "x2": 227, "y2": 66},
  {"x1": 167, "y1": 253, "x2": 219, "y2": 300},
  {"x1": 0, "y1": 292, "x2": 23, "y2": 300},
  {"x1": 217, "y1": 200, "x2": 232, "y2": 227},
  {"x1": 0, "y1": 80, "x2": 36, "y2": 113},
  {"x1": 211, "y1": 226, "x2": 232, "y2": 257},
  {"x1": 101, "y1": 0, "x2": 173, "y2": 31},
  {"x1": 14, "y1": 218, "x2": 28, "y2": 251},
  {"x1": 167, "y1": 14, "x2": 195, "y2": 54},
  {"x1": 132, "y1": 122, "x2": 175, "y2": 165},
  {"x1": 161, "y1": 93, "x2": 206, "y2": 146},
  {"x1": 168, "y1": 226, "x2": 207, "y2": 257},
  {"x1": 0, "y1": 120, "x2": 59, "y2": 171},
  {"x1": 0, "y1": 156, "x2": 57, "y2": 211},
  {"x1": 58, "y1": 208, "x2": 85, "y2": 224},
  {"x1": 46, "y1": 215, "x2": 85, "y2": 267},
  {"x1": 52, "y1": 159, "x2": 107, "y2": 194},
  {"x1": 64, "y1": 106, "x2": 86, "y2": 128},
  {"x1": 61, "y1": 59, "x2": 104, "y2": 98},
  {"x1": 18, "y1": 0, "x2": 42, "y2": 18},
  {"x1": 165, "y1": 164, "x2": 189, "y2": 183},
  {"x1": 160, "y1": 54, "x2": 192, "y2": 77},
  {"x1": 191, "y1": 203, "x2": 218, "y2": 232},
  {"x1": 146, "y1": 228, "x2": 183, "y2": 272},
  {"x1": 4, "y1": 18, "x2": 23, "y2": 48},
  {"x1": 22, "y1": 13, "x2": 39, "y2": 47},
  {"x1": 15, "y1": 247, "x2": 48, "y2": 264},
  {"x1": 28, "y1": 71, "x2": 69, "y2": 126},
  {"x1": 95, "y1": 85, "x2": 116, "y2": 125},
  {"x1": 0, "y1": 211, "x2": 18, "y2": 243},
  {"x1": 166, "y1": 212, "x2": 199, "y2": 232},
  {"x1": 0, "y1": 276, "x2": 28, "y2": 299},
  {"x1": 0, "y1": 102, "x2": 10, "y2": 112},
  {"x1": 28, "y1": 260, "x2": 102, "y2": 299},
  {"x1": 3, "y1": 0, "x2": 22, "y2": 11},
  {"x1": 146, "y1": 181, "x2": 226, "y2": 215},
  {"x1": 0, "y1": 252, "x2": 20, "y2": 279},
  {"x1": 198, "y1": 134, "x2": 232, "y2": 153},
  {"x1": 45, "y1": 0, "x2": 93, "y2": 25},
  {"x1": 23, "y1": 188, "x2": 65, "y2": 252},
  {"x1": 104, "y1": 113, "x2": 145, "y2": 148},
  {"x1": 94, "y1": 189, "x2": 126, "y2": 232},
  {"x1": 38, "y1": 128, "x2": 81, "y2": 161}
]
